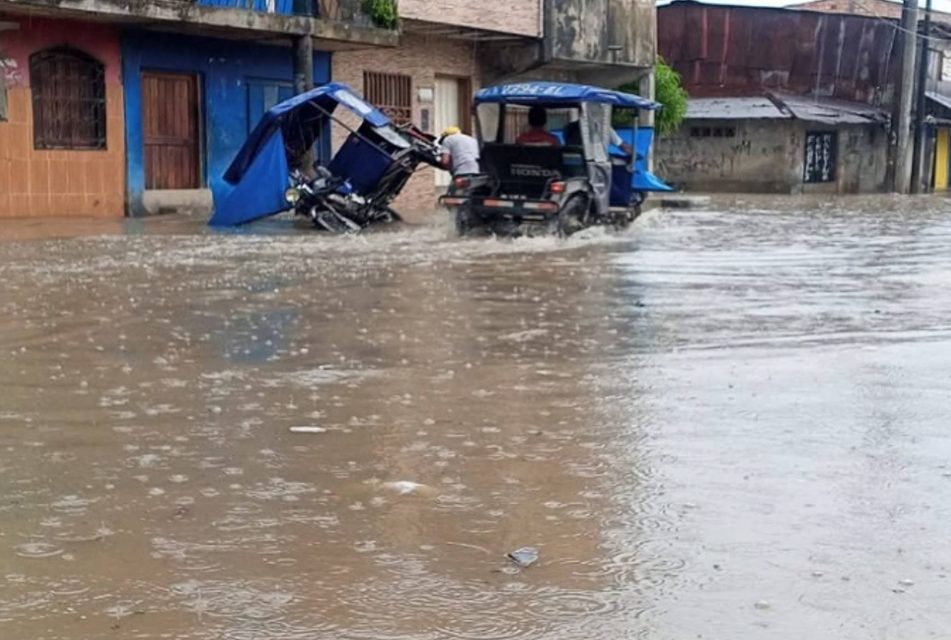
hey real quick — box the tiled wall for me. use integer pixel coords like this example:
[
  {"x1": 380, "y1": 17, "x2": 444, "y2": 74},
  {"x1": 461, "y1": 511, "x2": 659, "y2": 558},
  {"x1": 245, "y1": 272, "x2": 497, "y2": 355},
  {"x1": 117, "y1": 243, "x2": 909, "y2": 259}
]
[
  {"x1": 333, "y1": 33, "x2": 479, "y2": 222},
  {"x1": 0, "y1": 17, "x2": 126, "y2": 218}
]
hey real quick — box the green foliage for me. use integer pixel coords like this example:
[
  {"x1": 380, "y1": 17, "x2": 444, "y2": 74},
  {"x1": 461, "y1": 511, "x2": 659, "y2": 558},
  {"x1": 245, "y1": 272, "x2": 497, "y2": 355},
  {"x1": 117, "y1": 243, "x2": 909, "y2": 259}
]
[
  {"x1": 363, "y1": 0, "x2": 399, "y2": 29},
  {"x1": 614, "y1": 57, "x2": 688, "y2": 136}
]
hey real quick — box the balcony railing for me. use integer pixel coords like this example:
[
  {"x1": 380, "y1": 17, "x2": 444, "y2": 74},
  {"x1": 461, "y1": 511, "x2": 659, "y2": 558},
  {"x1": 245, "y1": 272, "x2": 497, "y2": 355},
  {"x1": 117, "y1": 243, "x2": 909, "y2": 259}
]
[{"x1": 194, "y1": 0, "x2": 377, "y2": 27}]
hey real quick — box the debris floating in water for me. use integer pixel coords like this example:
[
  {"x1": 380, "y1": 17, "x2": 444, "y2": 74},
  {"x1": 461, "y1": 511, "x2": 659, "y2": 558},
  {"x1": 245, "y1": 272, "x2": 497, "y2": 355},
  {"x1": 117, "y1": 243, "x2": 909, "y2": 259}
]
[
  {"x1": 289, "y1": 426, "x2": 327, "y2": 434},
  {"x1": 380, "y1": 480, "x2": 425, "y2": 495},
  {"x1": 507, "y1": 547, "x2": 539, "y2": 568}
]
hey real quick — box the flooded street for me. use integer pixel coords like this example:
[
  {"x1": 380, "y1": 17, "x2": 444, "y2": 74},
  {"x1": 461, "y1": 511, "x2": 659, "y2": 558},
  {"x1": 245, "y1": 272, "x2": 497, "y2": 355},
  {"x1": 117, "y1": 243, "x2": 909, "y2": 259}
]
[{"x1": 2, "y1": 198, "x2": 951, "y2": 639}]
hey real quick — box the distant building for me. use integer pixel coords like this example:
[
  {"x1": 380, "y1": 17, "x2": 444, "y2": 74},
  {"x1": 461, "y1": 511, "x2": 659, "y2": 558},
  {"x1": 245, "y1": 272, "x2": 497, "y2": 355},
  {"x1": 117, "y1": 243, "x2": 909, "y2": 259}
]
[
  {"x1": 656, "y1": 0, "x2": 902, "y2": 194},
  {"x1": 792, "y1": 0, "x2": 951, "y2": 192}
]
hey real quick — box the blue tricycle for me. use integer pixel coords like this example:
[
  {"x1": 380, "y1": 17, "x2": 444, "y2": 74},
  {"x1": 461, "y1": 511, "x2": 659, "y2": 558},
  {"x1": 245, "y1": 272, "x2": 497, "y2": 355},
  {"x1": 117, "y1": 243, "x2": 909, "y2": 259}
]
[{"x1": 211, "y1": 82, "x2": 440, "y2": 231}]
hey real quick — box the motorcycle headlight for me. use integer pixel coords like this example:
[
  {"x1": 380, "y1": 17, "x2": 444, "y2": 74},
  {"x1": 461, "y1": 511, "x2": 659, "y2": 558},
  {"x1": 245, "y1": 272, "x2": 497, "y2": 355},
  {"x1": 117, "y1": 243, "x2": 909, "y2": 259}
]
[{"x1": 284, "y1": 187, "x2": 301, "y2": 204}]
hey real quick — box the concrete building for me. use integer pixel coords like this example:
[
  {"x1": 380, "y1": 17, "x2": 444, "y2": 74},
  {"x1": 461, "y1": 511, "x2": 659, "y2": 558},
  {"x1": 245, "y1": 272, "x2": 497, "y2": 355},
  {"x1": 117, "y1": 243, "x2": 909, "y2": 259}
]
[
  {"x1": 791, "y1": 0, "x2": 951, "y2": 192},
  {"x1": 656, "y1": 1, "x2": 902, "y2": 194},
  {"x1": 660, "y1": 94, "x2": 889, "y2": 193}
]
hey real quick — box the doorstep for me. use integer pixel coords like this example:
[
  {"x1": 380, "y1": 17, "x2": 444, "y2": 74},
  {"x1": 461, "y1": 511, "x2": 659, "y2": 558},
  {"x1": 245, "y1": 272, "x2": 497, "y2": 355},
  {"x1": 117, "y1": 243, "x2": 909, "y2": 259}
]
[{"x1": 142, "y1": 189, "x2": 214, "y2": 216}]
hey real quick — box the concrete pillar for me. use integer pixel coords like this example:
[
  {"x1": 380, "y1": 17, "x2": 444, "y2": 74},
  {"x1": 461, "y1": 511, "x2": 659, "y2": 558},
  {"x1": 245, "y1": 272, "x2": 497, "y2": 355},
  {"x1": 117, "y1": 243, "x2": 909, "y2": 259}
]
[
  {"x1": 294, "y1": 35, "x2": 314, "y2": 95},
  {"x1": 639, "y1": 69, "x2": 656, "y2": 172}
]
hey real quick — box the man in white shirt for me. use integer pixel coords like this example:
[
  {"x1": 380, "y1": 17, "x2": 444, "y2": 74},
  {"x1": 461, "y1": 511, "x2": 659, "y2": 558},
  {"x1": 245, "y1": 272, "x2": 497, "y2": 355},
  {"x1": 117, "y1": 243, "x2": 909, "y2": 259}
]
[{"x1": 438, "y1": 126, "x2": 481, "y2": 176}]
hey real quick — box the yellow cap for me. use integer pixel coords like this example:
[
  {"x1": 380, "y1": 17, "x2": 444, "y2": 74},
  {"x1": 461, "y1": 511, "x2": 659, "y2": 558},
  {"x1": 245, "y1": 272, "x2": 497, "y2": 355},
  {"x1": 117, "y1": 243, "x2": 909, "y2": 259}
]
[{"x1": 441, "y1": 126, "x2": 461, "y2": 137}]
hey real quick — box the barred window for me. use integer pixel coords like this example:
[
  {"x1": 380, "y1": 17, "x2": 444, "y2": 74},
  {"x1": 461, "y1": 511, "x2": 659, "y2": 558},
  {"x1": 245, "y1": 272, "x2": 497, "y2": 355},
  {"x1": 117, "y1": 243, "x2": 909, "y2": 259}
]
[
  {"x1": 804, "y1": 131, "x2": 837, "y2": 183},
  {"x1": 30, "y1": 47, "x2": 106, "y2": 150},
  {"x1": 363, "y1": 71, "x2": 411, "y2": 125}
]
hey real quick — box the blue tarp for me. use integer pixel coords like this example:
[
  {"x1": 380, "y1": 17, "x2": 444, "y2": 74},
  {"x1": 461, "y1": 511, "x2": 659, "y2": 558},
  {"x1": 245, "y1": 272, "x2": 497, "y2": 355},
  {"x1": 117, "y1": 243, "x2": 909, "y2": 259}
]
[
  {"x1": 211, "y1": 82, "x2": 392, "y2": 227},
  {"x1": 475, "y1": 82, "x2": 661, "y2": 111},
  {"x1": 210, "y1": 130, "x2": 290, "y2": 226}
]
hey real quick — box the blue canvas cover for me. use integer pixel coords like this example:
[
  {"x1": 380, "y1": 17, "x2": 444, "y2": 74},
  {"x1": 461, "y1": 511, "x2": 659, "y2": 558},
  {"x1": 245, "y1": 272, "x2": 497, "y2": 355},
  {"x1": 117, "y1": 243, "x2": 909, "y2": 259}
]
[
  {"x1": 327, "y1": 133, "x2": 393, "y2": 195},
  {"x1": 475, "y1": 82, "x2": 661, "y2": 111},
  {"x1": 223, "y1": 82, "x2": 389, "y2": 186},
  {"x1": 211, "y1": 82, "x2": 392, "y2": 226},
  {"x1": 209, "y1": 130, "x2": 290, "y2": 226}
]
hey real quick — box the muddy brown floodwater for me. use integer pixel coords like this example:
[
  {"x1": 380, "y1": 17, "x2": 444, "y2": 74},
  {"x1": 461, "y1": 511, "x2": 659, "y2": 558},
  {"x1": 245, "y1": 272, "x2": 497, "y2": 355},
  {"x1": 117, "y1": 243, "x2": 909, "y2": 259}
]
[{"x1": 2, "y1": 198, "x2": 951, "y2": 639}]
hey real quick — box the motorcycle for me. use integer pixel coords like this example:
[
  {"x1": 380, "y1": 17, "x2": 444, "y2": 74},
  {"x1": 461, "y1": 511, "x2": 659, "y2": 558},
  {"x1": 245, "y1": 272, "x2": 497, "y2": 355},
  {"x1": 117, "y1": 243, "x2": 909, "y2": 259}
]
[
  {"x1": 212, "y1": 82, "x2": 442, "y2": 231},
  {"x1": 283, "y1": 123, "x2": 439, "y2": 233}
]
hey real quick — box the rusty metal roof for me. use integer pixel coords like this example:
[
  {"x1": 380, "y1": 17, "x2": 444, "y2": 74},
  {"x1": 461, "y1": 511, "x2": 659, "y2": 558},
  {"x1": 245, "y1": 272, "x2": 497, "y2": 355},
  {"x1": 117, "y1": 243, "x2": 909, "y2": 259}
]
[{"x1": 659, "y1": 1, "x2": 901, "y2": 108}]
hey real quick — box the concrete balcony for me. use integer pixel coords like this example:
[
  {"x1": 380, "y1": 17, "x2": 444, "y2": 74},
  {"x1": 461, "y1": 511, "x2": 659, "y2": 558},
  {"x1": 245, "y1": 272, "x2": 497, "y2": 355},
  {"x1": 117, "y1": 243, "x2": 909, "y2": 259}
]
[
  {"x1": 0, "y1": 0, "x2": 398, "y2": 48},
  {"x1": 481, "y1": 0, "x2": 655, "y2": 86}
]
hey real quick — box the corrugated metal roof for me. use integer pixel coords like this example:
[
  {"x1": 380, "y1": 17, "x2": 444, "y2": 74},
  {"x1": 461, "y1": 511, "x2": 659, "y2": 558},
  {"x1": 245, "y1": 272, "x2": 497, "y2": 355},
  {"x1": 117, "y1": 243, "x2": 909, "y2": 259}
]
[
  {"x1": 685, "y1": 94, "x2": 888, "y2": 124},
  {"x1": 927, "y1": 92, "x2": 951, "y2": 113},
  {"x1": 686, "y1": 97, "x2": 790, "y2": 119},
  {"x1": 777, "y1": 93, "x2": 887, "y2": 124},
  {"x1": 659, "y1": 2, "x2": 900, "y2": 107}
]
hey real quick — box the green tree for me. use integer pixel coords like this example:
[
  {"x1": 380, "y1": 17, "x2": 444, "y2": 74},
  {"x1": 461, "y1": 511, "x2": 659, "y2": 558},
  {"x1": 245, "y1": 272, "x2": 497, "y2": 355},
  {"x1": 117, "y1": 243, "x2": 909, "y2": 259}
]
[{"x1": 615, "y1": 57, "x2": 688, "y2": 136}]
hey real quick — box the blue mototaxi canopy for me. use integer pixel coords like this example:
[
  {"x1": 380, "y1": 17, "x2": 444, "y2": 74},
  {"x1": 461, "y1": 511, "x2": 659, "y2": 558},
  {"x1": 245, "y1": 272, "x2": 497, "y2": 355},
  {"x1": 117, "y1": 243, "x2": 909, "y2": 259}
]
[
  {"x1": 210, "y1": 82, "x2": 391, "y2": 227},
  {"x1": 222, "y1": 82, "x2": 390, "y2": 186},
  {"x1": 475, "y1": 82, "x2": 661, "y2": 111}
]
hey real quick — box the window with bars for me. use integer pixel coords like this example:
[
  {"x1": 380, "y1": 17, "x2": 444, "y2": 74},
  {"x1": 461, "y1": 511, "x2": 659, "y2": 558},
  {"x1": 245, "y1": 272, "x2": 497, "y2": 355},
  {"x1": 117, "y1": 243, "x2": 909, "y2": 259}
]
[
  {"x1": 803, "y1": 131, "x2": 837, "y2": 183},
  {"x1": 30, "y1": 47, "x2": 106, "y2": 150},
  {"x1": 363, "y1": 71, "x2": 412, "y2": 125}
]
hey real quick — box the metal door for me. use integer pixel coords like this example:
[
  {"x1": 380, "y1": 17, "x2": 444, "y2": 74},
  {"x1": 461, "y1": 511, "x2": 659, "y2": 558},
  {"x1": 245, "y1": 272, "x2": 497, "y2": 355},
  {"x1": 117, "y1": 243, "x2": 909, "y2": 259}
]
[{"x1": 142, "y1": 72, "x2": 200, "y2": 190}]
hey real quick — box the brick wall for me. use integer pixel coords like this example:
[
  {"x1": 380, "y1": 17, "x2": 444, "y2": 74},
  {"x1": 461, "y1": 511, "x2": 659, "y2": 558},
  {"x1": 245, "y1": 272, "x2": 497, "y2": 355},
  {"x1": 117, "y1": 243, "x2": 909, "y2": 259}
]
[
  {"x1": 400, "y1": 0, "x2": 540, "y2": 37},
  {"x1": 333, "y1": 33, "x2": 479, "y2": 223},
  {"x1": 797, "y1": 0, "x2": 951, "y2": 24},
  {"x1": 0, "y1": 17, "x2": 126, "y2": 218}
]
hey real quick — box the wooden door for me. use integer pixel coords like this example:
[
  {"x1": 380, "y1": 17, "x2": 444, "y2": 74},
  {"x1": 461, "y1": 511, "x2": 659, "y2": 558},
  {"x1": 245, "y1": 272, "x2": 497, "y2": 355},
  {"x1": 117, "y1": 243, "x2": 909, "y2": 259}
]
[{"x1": 142, "y1": 72, "x2": 200, "y2": 190}]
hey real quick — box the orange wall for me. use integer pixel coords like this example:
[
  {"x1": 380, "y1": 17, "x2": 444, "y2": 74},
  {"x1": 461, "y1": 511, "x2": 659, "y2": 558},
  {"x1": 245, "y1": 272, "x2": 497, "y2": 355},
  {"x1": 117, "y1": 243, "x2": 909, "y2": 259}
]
[{"x1": 0, "y1": 17, "x2": 126, "y2": 218}]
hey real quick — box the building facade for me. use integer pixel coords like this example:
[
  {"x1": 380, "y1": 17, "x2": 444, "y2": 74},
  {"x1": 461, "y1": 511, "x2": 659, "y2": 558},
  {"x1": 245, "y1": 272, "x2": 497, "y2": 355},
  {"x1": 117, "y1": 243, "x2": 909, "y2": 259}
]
[
  {"x1": 120, "y1": 30, "x2": 332, "y2": 215},
  {"x1": 0, "y1": 17, "x2": 126, "y2": 217},
  {"x1": 656, "y1": 1, "x2": 902, "y2": 194},
  {"x1": 0, "y1": 0, "x2": 394, "y2": 219}
]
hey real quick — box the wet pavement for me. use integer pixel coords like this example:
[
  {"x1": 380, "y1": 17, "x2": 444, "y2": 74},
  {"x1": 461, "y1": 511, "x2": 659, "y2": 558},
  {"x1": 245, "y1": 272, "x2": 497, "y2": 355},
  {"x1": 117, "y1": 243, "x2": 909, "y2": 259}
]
[{"x1": 2, "y1": 197, "x2": 951, "y2": 639}]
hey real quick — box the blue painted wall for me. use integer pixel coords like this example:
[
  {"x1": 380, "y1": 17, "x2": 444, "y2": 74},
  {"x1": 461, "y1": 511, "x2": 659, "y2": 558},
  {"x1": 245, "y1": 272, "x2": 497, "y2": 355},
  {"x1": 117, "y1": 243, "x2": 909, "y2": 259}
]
[{"x1": 121, "y1": 30, "x2": 331, "y2": 215}]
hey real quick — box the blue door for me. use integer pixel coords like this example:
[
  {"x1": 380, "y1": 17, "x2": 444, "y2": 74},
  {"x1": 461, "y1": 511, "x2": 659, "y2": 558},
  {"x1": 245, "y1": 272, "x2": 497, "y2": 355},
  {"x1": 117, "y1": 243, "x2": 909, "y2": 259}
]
[{"x1": 246, "y1": 79, "x2": 295, "y2": 133}]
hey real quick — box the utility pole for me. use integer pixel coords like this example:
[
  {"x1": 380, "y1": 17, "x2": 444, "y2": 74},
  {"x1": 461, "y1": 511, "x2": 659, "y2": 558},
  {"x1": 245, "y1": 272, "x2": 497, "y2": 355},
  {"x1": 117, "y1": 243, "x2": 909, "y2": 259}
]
[
  {"x1": 891, "y1": 0, "x2": 919, "y2": 193},
  {"x1": 911, "y1": 0, "x2": 933, "y2": 194}
]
